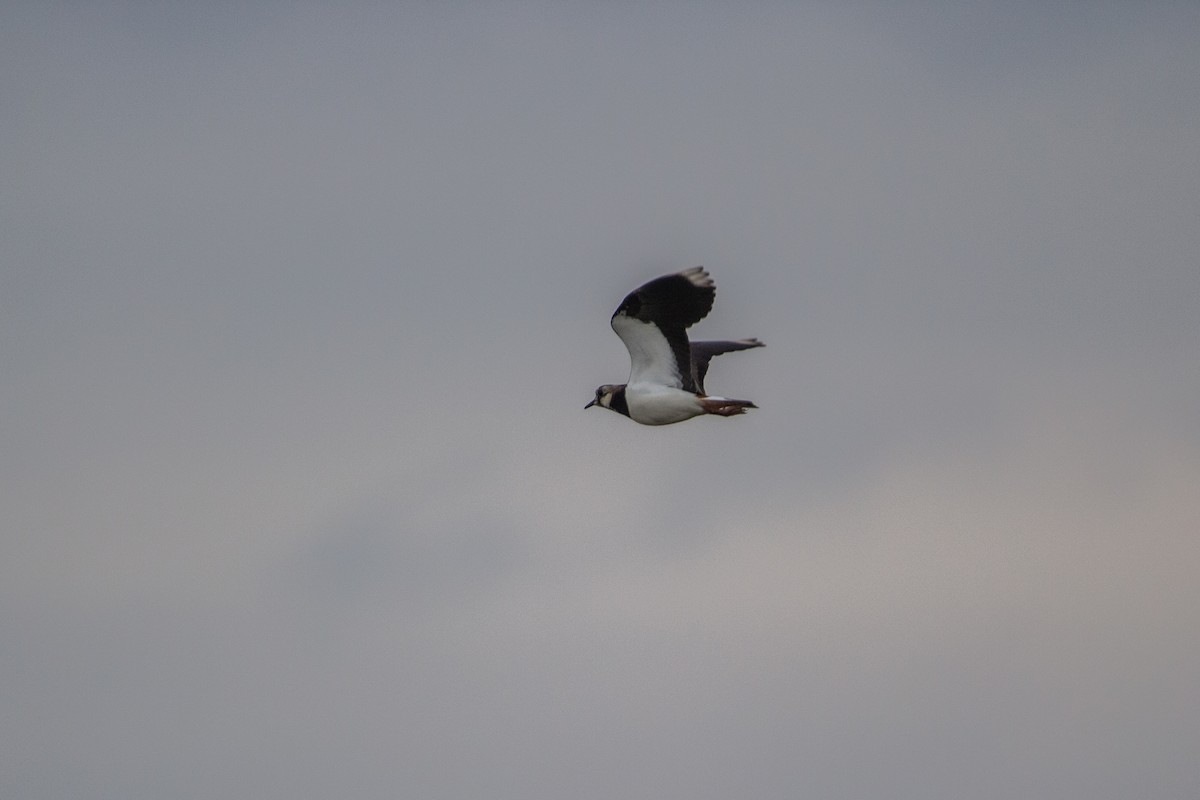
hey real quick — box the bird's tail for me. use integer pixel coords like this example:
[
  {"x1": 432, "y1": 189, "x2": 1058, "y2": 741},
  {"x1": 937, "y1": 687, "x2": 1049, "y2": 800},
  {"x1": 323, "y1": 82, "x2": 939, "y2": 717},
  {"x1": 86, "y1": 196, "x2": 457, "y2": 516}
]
[{"x1": 699, "y1": 396, "x2": 758, "y2": 417}]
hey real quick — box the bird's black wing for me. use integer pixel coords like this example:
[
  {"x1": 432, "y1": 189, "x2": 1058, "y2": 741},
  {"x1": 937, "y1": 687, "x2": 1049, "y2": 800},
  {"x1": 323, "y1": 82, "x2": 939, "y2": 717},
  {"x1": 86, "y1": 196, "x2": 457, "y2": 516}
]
[
  {"x1": 689, "y1": 338, "x2": 764, "y2": 394},
  {"x1": 611, "y1": 267, "x2": 715, "y2": 393}
]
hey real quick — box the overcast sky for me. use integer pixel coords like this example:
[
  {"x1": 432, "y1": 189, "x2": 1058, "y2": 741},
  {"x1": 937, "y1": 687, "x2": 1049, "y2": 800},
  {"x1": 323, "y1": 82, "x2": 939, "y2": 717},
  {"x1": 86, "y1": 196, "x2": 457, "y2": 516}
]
[{"x1": 3, "y1": 2, "x2": 1199, "y2": 798}]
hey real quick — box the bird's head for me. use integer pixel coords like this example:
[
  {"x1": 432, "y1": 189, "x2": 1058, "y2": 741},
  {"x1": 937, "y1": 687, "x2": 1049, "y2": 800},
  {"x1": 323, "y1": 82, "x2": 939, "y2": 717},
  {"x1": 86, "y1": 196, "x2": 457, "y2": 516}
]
[{"x1": 584, "y1": 384, "x2": 620, "y2": 411}]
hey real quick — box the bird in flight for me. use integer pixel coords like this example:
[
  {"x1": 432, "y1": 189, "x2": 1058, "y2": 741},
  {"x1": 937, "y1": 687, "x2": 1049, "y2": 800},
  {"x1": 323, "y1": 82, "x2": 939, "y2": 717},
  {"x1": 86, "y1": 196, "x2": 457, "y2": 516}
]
[{"x1": 586, "y1": 267, "x2": 763, "y2": 425}]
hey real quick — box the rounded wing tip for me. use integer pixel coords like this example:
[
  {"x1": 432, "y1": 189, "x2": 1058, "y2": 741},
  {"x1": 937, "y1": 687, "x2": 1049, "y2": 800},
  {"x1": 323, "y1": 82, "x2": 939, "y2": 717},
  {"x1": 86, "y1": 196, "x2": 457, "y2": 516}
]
[{"x1": 680, "y1": 266, "x2": 713, "y2": 289}]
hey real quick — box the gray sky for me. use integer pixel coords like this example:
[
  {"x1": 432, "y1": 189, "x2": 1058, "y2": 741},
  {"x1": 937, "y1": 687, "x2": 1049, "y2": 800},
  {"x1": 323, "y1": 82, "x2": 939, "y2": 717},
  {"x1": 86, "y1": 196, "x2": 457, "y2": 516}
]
[{"x1": 3, "y1": 2, "x2": 1199, "y2": 798}]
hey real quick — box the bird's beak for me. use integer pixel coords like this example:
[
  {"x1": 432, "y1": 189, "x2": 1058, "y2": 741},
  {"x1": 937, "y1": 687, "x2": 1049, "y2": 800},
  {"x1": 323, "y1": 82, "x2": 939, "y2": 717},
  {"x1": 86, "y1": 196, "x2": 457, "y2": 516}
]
[{"x1": 584, "y1": 399, "x2": 597, "y2": 410}]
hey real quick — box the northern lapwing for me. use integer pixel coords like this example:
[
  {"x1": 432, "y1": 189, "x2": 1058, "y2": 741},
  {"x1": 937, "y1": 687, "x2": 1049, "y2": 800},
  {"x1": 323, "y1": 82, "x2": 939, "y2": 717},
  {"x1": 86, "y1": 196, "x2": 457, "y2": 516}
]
[{"x1": 586, "y1": 267, "x2": 764, "y2": 425}]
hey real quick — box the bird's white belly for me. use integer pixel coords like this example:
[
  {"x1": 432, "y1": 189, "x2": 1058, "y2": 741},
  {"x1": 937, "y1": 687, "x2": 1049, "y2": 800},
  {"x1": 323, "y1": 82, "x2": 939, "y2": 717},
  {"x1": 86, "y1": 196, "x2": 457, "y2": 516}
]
[{"x1": 624, "y1": 383, "x2": 705, "y2": 426}]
